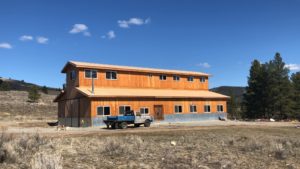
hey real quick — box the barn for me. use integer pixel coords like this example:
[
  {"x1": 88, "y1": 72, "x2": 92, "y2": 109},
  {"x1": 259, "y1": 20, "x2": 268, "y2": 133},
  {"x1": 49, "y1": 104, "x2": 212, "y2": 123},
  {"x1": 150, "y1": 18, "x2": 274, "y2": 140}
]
[{"x1": 54, "y1": 61, "x2": 229, "y2": 127}]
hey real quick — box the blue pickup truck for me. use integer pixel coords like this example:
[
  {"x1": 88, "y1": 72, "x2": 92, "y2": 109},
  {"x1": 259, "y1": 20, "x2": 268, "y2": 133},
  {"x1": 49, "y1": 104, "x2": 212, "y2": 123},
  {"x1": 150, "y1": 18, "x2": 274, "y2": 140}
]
[{"x1": 103, "y1": 111, "x2": 153, "y2": 129}]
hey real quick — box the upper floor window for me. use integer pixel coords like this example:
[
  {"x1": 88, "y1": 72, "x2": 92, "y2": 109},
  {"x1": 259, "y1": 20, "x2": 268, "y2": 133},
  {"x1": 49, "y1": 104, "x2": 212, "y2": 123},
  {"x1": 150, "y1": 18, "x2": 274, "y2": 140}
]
[
  {"x1": 190, "y1": 105, "x2": 197, "y2": 113},
  {"x1": 173, "y1": 75, "x2": 180, "y2": 81},
  {"x1": 140, "y1": 107, "x2": 149, "y2": 114},
  {"x1": 159, "y1": 75, "x2": 167, "y2": 80},
  {"x1": 70, "y1": 70, "x2": 76, "y2": 80},
  {"x1": 106, "y1": 71, "x2": 117, "y2": 80},
  {"x1": 187, "y1": 76, "x2": 194, "y2": 82},
  {"x1": 200, "y1": 77, "x2": 206, "y2": 83},
  {"x1": 175, "y1": 105, "x2": 183, "y2": 113},
  {"x1": 217, "y1": 105, "x2": 224, "y2": 112},
  {"x1": 97, "y1": 106, "x2": 110, "y2": 116},
  {"x1": 204, "y1": 105, "x2": 211, "y2": 113},
  {"x1": 85, "y1": 69, "x2": 97, "y2": 78},
  {"x1": 119, "y1": 105, "x2": 131, "y2": 115}
]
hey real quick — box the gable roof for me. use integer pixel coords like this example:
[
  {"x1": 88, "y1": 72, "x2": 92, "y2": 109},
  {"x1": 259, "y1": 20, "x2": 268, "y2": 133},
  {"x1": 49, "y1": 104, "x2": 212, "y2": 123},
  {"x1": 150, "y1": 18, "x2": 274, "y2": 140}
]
[
  {"x1": 76, "y1": 87, "x2": 229, "y2": 99},
  {"x1": 62, "y1": 61, "x2": 210, "y2": 76}
]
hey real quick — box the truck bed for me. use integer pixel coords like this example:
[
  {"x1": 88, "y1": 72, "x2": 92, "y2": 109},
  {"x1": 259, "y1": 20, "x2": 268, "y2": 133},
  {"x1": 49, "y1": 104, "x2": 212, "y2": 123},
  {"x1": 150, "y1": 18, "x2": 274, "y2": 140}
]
[{"x1": 105, "y1": 115, "x2": 135, "y2": 122}]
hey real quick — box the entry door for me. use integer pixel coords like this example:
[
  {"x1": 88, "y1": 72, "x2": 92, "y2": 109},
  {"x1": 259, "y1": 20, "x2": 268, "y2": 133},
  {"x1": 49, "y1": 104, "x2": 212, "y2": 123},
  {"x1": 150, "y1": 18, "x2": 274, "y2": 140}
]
[{"x1": 154, "y1": 105, "x2": 164, "y2": 120}]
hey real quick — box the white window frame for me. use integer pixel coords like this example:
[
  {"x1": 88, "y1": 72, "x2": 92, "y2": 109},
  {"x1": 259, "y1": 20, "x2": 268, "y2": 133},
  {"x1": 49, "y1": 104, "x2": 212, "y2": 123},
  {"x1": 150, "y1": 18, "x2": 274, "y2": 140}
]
[
  {"x1": 119, "y1": 105, "x2": 131, "y2": 115},
  {"x1": 200, "y1": 77, "x2": 206, "y2": 83},
  {"x1": 217, "y1": 105, "x2": 224, "y2": 112},
  {"x1": 187, "y1": 76, "x2": 194, "y2": 82},
  {"x1": 140, "y1": 107, "x2": 150, "y2": 115},
  {"x1": 174, "y1": 105, "x2": 183, "y2": 114},
  {"x1": 84, "y1": 69, "x2": 98, "y2": 79},
  {"x1": 204, "y1": 105, "x2": 211, "y2": 113},
  {"x1": 173, "y1": 75, "x2": 180, "y2": 81},
  {"x1": 106, "y1": 71, "x2": 117, "y2": 80},
  {"x1": 159, "y1": 75, "x2": 167, "y2": 81},
  {"x1": 190, "y1": 104, "x2": 197, "y2": 113},
  {"x1": 97, "y1": 106, "x2": 111, "y2": 116}
]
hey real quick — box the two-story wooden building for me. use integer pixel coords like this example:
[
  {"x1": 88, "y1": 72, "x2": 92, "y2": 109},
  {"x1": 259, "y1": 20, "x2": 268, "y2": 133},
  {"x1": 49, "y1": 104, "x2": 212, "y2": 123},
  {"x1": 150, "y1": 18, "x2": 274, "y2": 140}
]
[{"x1": 54, "y1": 61, "x2": 229, "y2": 127}]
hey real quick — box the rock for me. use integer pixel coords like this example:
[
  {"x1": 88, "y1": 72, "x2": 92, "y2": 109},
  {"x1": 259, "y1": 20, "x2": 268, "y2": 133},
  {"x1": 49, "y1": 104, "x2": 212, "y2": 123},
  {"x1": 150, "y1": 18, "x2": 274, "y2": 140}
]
[
  {"x1": 171, "y1": 141, "x2": 176, "y2": 146},
  {"x1": 270, "y1": 118, "x2": 275, "y2": 122}
]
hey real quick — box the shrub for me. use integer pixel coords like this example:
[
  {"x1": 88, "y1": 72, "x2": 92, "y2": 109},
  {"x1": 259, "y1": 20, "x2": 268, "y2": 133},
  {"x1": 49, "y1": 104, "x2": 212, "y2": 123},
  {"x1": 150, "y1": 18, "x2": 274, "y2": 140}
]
[{"x1": 28, "y1": 86, "x2": 41, "y2": 103}]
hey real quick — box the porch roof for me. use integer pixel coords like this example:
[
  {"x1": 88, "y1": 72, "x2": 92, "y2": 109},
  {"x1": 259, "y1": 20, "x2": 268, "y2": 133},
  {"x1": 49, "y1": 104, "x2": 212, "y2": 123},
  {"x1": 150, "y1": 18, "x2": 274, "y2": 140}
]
[{"x1": 76, "y1": 87, "x2": 229, "y2": 99}]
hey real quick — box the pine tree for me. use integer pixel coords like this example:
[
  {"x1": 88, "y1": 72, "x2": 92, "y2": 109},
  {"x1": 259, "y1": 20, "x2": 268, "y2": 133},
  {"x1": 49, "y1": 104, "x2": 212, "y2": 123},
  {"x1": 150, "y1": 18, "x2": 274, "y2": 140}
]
[
  {"x1": 243, "y1": 60, "x2": 264, "y2": 119},
  {"x1": 28, "y1": 86, "x2": 41, "y2": 103},
  {"x1": 291, "y1": 72, "x2": 300, "y2": 119},
  {"x1": 228, "y1": 91, "x2": 239, "y2": 119},
  {"x1": 265, "y1": 53, "x2": 292, "y2": 119}
]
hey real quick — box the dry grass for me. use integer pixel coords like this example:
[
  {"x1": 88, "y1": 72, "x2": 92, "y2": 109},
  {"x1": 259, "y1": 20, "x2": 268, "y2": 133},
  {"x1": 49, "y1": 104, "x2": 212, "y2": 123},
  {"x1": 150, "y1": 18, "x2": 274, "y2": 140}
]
[
  {"x1": 0, "y1": 91, "x2": 57, "y2": 121},
  {"x1": 0, "y1": 132, "x2": 62, "y2": 169},
  {"x1": 1, "y1": 127, "x2": 300, "y2": 168}
]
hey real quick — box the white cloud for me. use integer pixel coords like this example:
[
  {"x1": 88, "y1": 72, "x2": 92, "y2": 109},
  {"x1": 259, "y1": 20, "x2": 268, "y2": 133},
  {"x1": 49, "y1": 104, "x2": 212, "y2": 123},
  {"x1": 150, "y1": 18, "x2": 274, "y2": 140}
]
[
  {"x1": 196, "y1": 62, "x2": 211, "y2": 68},
  {"x1": 285, "y1": 64, "x2": 300, "y2": 71},
  {"x1": 69, "y1": 24, "x2": 91, "y2": 36},
  {"x1": 107, "y1": 30, "x2": 116, "y2": 39},
  {"x1": 0, "y1": 43, "x2": 12, "y2": 49},
  {"x1": 19, "y1": 35, "x2": 33, "y2": 41},
  {"x1": 118, "y1": 17, "x2": 150, "y2": 28},
  {"x1": 36, "y1": 36, "x2": 49, "y2": 44}
]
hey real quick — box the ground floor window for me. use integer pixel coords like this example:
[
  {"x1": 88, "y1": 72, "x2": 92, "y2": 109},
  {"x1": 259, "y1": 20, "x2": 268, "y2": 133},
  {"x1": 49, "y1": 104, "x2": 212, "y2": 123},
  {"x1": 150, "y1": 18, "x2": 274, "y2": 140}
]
[
  {"x1": 175, "y1": 105, "x2": 183, "y2": 113},
  {"x1": 140, "y1": 107, "x2": 149, "y2": 114},
  {"x1": 97, "y1": 106, "x2": 110, "y2": 116},
  {"x1": 190, "y1": 105, "x2": 197, "y2": 113},
  {"x1": 217, "y1": 105, "x2": 224, "y2": 112},
  {"x1": 119, "y1": 106, "x2": 131, "y2": 115},
  {"x1": 204, "y1": 105, "x2": 211, "y2": 113}
]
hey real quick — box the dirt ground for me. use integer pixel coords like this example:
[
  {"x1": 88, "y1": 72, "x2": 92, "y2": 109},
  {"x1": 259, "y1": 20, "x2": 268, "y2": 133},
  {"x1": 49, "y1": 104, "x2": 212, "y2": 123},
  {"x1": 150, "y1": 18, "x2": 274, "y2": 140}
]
[{"x1": 1, "y1": 120, "x2": 300, "y2": 169}]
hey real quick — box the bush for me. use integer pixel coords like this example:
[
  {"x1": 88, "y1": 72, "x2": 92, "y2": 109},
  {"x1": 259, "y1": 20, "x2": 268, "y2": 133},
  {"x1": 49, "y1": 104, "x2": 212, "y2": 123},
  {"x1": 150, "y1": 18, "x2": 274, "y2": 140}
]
[{"x1": 28, "y1": 86, "x2": 41, "y2": 103}]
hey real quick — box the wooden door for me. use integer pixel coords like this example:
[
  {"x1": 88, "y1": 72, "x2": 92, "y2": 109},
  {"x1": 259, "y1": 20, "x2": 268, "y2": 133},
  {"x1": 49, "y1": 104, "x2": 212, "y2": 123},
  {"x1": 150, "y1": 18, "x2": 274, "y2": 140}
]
[{"x1": 154, "y1": 105, "x2": 164, "y2": 120}]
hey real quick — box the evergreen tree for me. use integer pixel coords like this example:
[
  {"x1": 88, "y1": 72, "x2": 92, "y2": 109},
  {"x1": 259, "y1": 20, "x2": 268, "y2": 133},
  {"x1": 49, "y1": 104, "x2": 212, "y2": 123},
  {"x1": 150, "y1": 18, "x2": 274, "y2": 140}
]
[
  {"x1": 291, "y1": 72, "x2": 300, "y2": 119},
  {"x1": 28, "y1": 86, "x2": 41, "y2": 103},
  {"x1": 228, "y1": 91, "x2": 239, "y2": 119},
  {"x1": 243, "y1": 60, "x2": 264, "y2": 119},
  {"x1": 265, "y1": 53, "x2": 292, "y2": 119},
  {"x1": 41, "y1": 85, "x2": 48, "y2": 94}
]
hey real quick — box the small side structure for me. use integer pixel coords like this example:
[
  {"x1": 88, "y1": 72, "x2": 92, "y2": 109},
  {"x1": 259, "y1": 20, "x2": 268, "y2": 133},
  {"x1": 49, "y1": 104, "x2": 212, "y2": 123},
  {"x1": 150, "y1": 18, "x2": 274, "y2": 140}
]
[{"x1": 54, "y1": 61, "x2": 229, "y2": 127}]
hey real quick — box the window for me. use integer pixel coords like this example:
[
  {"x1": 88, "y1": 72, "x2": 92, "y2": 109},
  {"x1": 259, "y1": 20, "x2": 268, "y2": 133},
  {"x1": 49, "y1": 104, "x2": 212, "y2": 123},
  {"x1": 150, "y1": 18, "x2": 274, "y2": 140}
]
[
  {"x1": 200, "y1": 77, "x2": 206, "y2": 83},
  {"x1": 106, "y1": 71, "x2": 117, "y2": 80},
  {"x1": 217, "y1": 105, "x2": 224, "y2": 112},
  {"x1": 187, "y1": 76, "x2": 194, "y2": 82},
  {"x1": 85, "y1": 69, "x2": 97, "y2": 78},
  {"x1": 190, "y1": 105, "x2": 197, "y2": 113},
  {"x1": 140, "y1": 107, "x2": 149, "y2": 114},
  {"x1": 159, "y1": 75, "x2": 167, "y2": 80},
  {"x1": 70, "y1": 70, "x2": 76, "y2": 80},
  {"x1": 173, "y1": 75, "x2": 180, "y2": 81},
  {"x1": 175, "y1": 105, "x2": 183, "y2": 113},
  {"x1": 97, "y1": 106, "x2": 110, "y2": 116},
  {"x1": 119, "y1": 106, "x2": 131, "y2": 115},
  {"x1": 204, "y1": 105, "x2": 211, "y2": 113}
]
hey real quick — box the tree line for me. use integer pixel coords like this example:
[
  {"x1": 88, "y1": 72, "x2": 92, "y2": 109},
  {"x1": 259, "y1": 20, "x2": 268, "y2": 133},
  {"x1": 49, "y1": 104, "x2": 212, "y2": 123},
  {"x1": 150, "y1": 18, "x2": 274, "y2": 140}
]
[{"x1": 228, "y1": 53, "x2": 300, "y2": 120}]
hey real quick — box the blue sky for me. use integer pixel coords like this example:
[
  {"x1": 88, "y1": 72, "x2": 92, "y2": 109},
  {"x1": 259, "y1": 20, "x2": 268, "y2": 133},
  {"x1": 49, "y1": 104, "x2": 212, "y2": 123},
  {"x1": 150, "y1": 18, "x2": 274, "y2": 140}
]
[{"x1": 1, "y1": 0, "x2": 300, "y2": 88}]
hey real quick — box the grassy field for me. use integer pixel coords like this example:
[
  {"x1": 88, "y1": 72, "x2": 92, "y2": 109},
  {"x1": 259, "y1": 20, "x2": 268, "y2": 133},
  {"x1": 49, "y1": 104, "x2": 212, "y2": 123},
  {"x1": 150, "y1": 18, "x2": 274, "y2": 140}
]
[{"x1": 1, "y1": 126, "x2": 300, "y2": 169}]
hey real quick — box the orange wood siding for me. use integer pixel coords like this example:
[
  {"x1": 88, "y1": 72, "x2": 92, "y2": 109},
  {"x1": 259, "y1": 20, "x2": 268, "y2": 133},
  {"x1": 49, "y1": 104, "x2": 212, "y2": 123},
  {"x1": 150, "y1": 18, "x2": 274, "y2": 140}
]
[
  {"x1": 90, "y1": 98, "x2": 227, "y2": 117},
  {"x1": 78, "y1": 68, "x2": 209, "y2": 90}
]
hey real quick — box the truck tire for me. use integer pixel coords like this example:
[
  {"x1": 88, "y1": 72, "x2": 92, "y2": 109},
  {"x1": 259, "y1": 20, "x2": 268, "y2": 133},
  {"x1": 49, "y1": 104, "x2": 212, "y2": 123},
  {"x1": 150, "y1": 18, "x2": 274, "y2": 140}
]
[
  {"x1": 144, "y1": 120, "x2": 151, "y2": 127},
  {"x1": 119, "y1": 122, "x2": 127, "y2": 129}
]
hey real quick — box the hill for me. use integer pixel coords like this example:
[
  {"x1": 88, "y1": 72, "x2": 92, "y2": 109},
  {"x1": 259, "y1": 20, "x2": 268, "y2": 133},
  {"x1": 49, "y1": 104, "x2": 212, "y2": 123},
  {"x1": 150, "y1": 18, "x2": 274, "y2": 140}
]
[
  {"x1": 210, "y1": 86, "x2": 245, "y2": 102},
  {"x1": 0, "y1": 77, "x2": 60, "y2": 95}
]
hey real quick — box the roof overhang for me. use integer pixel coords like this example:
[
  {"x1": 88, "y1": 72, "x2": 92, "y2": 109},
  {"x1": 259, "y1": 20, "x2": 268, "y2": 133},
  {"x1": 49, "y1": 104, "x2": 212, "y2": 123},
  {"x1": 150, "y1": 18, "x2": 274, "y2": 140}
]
[
  {"x1": 61, "y1": 61, "x2": 211, "y2": 77},
  {"x1": 75, "y1": 87, "x2": 230, "y2": 99}
]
